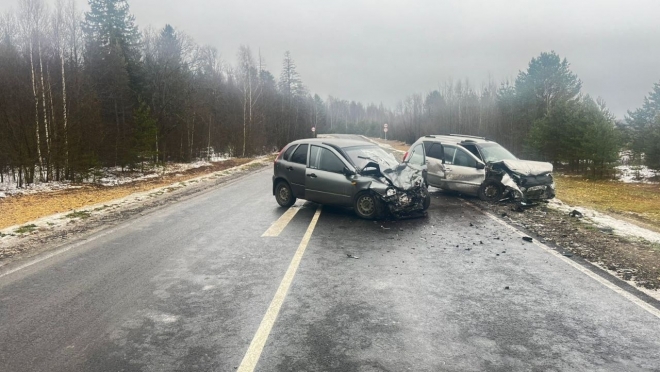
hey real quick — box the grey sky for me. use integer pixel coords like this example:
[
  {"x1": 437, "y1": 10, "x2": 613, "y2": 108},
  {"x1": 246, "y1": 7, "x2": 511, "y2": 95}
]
[{"x1": 3, "y1": 0, "x2": 660, "y2": 118}]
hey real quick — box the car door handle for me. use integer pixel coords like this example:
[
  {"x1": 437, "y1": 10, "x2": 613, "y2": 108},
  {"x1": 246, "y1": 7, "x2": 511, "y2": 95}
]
[
  {"x1": 307, "y1": 173, "x2": 317, "y2": 178},
  {"x1": 286, "y1": 166, "x2": 293, "y2": 171}
]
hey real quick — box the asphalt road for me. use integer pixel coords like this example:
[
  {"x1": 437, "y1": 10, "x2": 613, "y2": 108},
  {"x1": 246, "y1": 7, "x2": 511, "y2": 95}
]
[{"x1": 1, "y1": 153, "x2": 660, "y2": 371}]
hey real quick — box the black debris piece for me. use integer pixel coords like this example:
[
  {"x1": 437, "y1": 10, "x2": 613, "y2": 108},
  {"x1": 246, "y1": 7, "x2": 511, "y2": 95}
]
[
  {"x1": 569, "y1": 210, "x2": 583, "y2": 218},
  {"x1": 522, "y1": 236, "x2": 533, "y2": 242},
  {"x1": 469, "y1": 222, "x2": 474, "y2": 227},
  {"x1": 562, "y1": 252, "x2": 574, "y2": 257},
  {"x1": 504, "y1": 286, "x2": 510, "y2": 290},
  {"x1": 501, "y1": 212, "x2": 508, "y2": 217},
  {"x1": 346, "y1": 254, "x2": 359, "y2": 259}
]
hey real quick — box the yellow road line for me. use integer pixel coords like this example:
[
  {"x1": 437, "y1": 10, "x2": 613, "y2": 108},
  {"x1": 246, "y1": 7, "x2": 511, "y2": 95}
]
[
  {"x1": 238, "y1": 205, "x2": 323, "y2": 372},
  {"x1": 261, "y1": 205, "x2": 301, "y2": 237},
  {"x1": 462, "y1": 200, "x2": 660, "y2": 320}
]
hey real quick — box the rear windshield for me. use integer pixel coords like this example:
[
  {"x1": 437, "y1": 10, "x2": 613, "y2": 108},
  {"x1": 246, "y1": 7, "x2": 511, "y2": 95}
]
[
  {"x1": 477, "y1": 143, "x2": 517, "y2": 163},
  {"x1": 343, "y1": 145, "x2": 398, "y2": 169}
]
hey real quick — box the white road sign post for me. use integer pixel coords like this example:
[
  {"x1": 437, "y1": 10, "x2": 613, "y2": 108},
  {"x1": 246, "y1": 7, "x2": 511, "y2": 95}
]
[
  {"x1": 311, "y1": 126, "x2": 316, "y2": 138},
  {"x1": 383, "y1": 123, "x2": 388, "y2": 140}
]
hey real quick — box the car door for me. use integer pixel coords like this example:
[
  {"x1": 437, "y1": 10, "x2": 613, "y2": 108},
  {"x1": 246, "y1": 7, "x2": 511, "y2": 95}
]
[
  {"x1": 305, "y1": 145, "x2": 354, "y2": 206},
  {"x1": 443, "y1": 145, "x2": 486, "y2": 195},
  {"x1": 406, "y1": 143, "x2": 427, "y2": 180},
  {"x1": 423, "y1": 141, "x2": 445, "y2": 187},
  {"x1": 284, "y1": 143, "x2": 308, "y2": 198}
]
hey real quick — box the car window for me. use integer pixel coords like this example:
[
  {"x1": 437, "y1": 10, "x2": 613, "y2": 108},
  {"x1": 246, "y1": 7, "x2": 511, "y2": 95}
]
[
  {"x1": 444, "y1": 145, "x2": 456, "y2": 165},
  {"x1": 427, "y1": 143, "x2": 444, "y2": 160},
  {"x1": 453, "y1": 147, "x2": 477, "y2": 168},
  {"x1": 282, "y1": 144, "x2": 297, "y2": 161},
  {"x1": 290, "y1": 144, "x2": 308, "y2": 165},
  {"x1": 318, "y1": 148, "x2": 345, "y2": 173},
  {"x1": 309, "y1": 145, "x2": 321, "y2": 168},
  {"x1": 461, "y1": 144, "x2": 482, "y2": 161},
  {"x1": 477, "y1": 142, "x2": 517, "y2": 162},
  {"x1": 408, "y1": 144, "x2": 425, "y2": 166}
]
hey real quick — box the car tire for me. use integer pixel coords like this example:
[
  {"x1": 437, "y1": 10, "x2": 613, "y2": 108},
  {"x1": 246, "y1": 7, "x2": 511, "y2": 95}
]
[
  {"x1": 478, "y1": 179, "x2": 503, "y2": 202},
  {"x1": 423, "y1": 191, "x2": 431, "y2": 211},
  {"x1": 275, "y1": 181, "x2": 296, "y2": 208},
  {"x1": 354, "y1": 191, "x2": 381, "y2": 219}
]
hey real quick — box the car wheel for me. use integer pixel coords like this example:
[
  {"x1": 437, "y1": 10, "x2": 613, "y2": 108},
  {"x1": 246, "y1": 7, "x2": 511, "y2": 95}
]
[
  {"x1": 354, "y1": 191, "x2": 381, "y2": 219},
  {"x1": 275, "y1": 181, "x2": 296, "y2": 207},
  {"x1": 423, "y1": 192, "x2": 431, "y2": 211},
  {"x1": 478, "y1": 179, "x2": 503, "y2": 202}
]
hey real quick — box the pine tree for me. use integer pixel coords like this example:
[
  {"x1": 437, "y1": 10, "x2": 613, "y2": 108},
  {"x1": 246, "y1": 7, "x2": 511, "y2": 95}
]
[{"x1": 626, "y1": 81, "x2": 660, "y2": 170}]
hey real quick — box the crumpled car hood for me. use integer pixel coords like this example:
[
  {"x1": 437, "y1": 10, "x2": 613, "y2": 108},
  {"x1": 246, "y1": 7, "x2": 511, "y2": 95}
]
[
  {"x1": 381, "y1": 163, "x2": 424, "y2": 189},
  {"x1": 359, "y1": 155, "x2": 423, "y2": 190},
  {"x1": 495, "y1": 159, "x2": 553, "y2": 176}
]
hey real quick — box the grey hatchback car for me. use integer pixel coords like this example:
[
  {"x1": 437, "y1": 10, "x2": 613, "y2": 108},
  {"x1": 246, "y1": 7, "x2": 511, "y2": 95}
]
[{"x1": 272, "y1": 138, "x2": 430, "y2": 219}]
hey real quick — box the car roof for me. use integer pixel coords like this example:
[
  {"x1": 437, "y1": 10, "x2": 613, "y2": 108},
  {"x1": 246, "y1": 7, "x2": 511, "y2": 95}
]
[
  {"x1": 419, "y1": 134, "x2": 494, "y2": 145},
  {"x1": 287, "y1": 138, "x2": 376, "y2": 149}
]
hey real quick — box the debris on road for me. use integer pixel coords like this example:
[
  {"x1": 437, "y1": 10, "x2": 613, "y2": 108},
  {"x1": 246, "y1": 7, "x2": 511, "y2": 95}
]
[
  {"x1": 569, "y1": 210, "x2": 583, "y2": 218},
  {"x1": 522, "y1": 236, "x2": 533, "y2": 242},
  {"x1": 478, "y1": 199, "x2": 660, "y2": 290},
  {"x1": 346, "y1": 254, "x2": 360, "y2": 259}
]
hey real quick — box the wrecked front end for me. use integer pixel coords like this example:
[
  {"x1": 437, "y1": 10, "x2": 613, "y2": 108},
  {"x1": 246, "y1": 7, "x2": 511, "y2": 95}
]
[
  {"x1": 489, "y1": 160, "x2": 556, "y2": 202},
  {"x1": 359, "y1": 161, "x2": 428, "y2": 218}
]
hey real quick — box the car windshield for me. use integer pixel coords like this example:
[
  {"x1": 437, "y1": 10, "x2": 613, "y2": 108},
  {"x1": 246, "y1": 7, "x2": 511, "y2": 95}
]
[
  {"x1": 477, "y1": 143, "x2": 518, "y2": 163},
  {"x1": 343, "y1": 145, "x2": 398, "y2": 170}
]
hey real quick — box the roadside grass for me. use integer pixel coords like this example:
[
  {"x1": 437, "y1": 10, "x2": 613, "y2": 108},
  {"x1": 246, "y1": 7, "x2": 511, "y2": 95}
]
[
  {"x1": 66, "y1": 210, "x2": 92, "y2": 219},
  {"x1": 15, "y1": 224, "x2": 37, "y2": 234},
  {"x1": 555, "y1": 176, "x2": 660, "y2": 231},
  {"x1": 0, "y1": 158, "x2": 254, "y2": 230}
]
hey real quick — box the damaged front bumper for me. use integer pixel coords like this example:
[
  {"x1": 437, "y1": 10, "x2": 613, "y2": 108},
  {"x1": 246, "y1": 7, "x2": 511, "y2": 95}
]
[
  {"x1": 501, "y1": 173, "x2": 556, "y2": 202},
  {"x1": 376, "y1": 186, "x2": 428, "y2": 217}
]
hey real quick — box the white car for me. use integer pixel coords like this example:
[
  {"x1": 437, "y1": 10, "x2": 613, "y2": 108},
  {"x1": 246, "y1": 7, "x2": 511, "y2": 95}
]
[{"x1": 405, "y1": 134, "x2": 555, "y2": 202}]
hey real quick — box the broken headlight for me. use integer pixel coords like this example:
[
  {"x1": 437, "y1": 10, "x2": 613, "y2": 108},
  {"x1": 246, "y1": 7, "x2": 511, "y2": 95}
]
[
  {"x1": 398, "y1": 194, "x2": 410, "y2": 205},
  {"x1": 386, "y1": 188, "x2": 397, "y2": 197}
]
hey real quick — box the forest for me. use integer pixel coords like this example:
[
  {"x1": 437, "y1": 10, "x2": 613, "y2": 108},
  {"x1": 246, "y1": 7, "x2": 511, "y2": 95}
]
[{"x1": 1, "y1": 0, "x2": 659, "y2": 187}]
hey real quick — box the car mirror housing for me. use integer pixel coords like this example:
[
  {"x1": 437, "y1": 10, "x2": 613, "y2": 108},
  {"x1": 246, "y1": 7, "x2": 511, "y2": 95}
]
[
  {"x1": 476, "y1": 162, "x2": 485, "y2": 170},
  {"x1": 343, "y1": 167, "x2": 355, "y2": 177}
]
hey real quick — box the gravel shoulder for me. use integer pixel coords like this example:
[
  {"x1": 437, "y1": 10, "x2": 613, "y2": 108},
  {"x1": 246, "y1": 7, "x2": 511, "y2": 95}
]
[{"x1": 473, "y1": 198, "x2": 660, "y2": 292}]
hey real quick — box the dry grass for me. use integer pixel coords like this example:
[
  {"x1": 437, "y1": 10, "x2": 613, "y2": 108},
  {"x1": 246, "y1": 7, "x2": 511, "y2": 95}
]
[
  {"x1": 0, "y1": 158, "x2": 253, "y2": 230},
  {"x1": 369, "y1": 137, "x2": 410, "y2": 152},
  {"x1": 555, "y1": 176, "x2": 660, "y2": 231}
]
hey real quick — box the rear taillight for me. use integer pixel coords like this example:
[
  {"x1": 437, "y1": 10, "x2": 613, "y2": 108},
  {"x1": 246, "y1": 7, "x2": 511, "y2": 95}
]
[
  {"x1": 275, "y1": 147, "x2": 285, "y2": 163},
  {"x1": 403, "y1": 151, "x2": 409, "y2": 161}
]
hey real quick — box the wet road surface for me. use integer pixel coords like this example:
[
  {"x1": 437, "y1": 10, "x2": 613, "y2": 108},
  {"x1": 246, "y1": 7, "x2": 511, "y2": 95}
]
[{"x1": 1, "y1": 167, "x2": 660, "y2": 371}]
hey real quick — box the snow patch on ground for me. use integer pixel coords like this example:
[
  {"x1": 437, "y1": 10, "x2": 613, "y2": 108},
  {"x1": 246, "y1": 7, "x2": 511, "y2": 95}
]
[
  {"x1": 615, "y1": 164, "x2": 658, "y2": 184},
  {"x1": 548, "y1": 199, "x2": 660, "y2": 244},
  {"x1": 0, "y1": 158, "x2": 230, "y2": 195}
]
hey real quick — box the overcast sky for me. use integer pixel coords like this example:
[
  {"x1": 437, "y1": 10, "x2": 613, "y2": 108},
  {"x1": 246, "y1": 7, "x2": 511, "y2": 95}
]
[{"x1": 2, "y1": 0, "x2": 659, "y2": 118}]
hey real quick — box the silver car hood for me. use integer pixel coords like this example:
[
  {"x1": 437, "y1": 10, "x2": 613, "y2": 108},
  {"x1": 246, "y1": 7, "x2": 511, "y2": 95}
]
[{"x1": 496, "y1": 159, "x2": 553, "y2": 176}]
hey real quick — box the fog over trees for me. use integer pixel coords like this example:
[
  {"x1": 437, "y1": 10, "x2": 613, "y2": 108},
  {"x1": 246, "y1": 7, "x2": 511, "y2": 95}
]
[{"x1": 1, "y1": 0, "x2": 659, "y2": 186}]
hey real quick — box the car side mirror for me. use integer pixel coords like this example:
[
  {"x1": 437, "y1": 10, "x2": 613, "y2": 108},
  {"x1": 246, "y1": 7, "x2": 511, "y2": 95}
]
[
  {"x1": 476, "y1": 162, "x2": 485, "y2": 170},
  {"x1": 343, "y1": 167, "x2": 355, "y2": 177}
]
